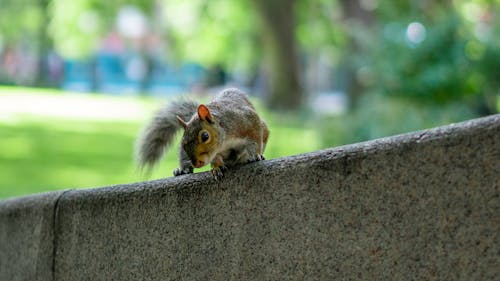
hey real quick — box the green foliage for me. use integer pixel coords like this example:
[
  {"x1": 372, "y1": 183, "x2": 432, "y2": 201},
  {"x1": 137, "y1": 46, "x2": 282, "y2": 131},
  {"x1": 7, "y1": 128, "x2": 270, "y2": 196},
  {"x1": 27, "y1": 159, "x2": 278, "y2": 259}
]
[
  {"x1": 356, "y1": 1, "x2": 500, "y2": 111},
  {"x1": 45, "y1": 0, "x2": 262, "y2": 69},
  {"x1": 50, "y1": 0, "x2": 103, "y2": 57},
  {"x1": 3, "y1": 0, "x2": 497, "y2": 112},
  {"x1": 296, "y1": 0, "x2": 346, "y2": 51},
  {"x1": 164, "y1": 0, "x2": 261, "y2": 70},
  {"x1": 319, "y1": 93, "x2": 478, "y2": 147},
  {"x1": 0, "y1": 0, "x2": 43, "y2": 45}
]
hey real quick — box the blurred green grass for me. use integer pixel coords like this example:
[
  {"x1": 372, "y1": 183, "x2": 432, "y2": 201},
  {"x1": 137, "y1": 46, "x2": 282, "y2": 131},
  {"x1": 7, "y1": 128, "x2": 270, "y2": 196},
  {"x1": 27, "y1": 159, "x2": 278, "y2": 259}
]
[{"x1": 0, "y1": 87, "x2": 320, "y2": 199}]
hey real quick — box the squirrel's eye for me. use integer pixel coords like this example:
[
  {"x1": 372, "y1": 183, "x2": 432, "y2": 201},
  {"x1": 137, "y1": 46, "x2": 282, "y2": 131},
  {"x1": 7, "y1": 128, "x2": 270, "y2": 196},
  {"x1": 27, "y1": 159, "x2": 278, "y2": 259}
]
[{"x1": 201, "y1": 131, "x2": 209, "y2": 142}]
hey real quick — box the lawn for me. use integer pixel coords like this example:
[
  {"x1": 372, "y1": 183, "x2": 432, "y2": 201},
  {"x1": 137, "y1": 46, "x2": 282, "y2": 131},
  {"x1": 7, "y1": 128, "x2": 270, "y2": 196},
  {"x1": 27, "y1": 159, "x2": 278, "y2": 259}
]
[{"x1": 0, "y1": 87, "x2": 320, "y2": 199}]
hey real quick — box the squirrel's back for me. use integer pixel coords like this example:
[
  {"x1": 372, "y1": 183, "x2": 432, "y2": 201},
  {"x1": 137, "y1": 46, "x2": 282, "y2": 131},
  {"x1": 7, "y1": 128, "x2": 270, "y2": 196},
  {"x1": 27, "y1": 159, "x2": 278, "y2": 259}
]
[
  {"x1": 207, "y1": 89, "x2": 261, "y2": 135},
  {"x1": 210, "y1": 88, "x2": 254, "y2": 109}
]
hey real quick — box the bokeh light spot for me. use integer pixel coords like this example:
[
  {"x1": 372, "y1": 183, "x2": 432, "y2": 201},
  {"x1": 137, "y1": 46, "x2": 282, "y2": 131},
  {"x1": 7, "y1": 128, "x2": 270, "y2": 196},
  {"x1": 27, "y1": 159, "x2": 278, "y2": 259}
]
[{"x1": 406, "y1": 22, "x2": 426, "y2": 45}]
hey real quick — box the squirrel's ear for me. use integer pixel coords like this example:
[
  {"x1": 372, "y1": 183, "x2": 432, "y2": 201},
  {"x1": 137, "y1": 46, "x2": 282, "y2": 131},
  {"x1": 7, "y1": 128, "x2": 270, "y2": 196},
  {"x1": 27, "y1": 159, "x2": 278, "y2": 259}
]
[
  {"x1": 176, "y1": 115, "x2": 187, "y2": 129},
  {"x1": 197, "y1": 104, "x2": 213, "y2": 123}
]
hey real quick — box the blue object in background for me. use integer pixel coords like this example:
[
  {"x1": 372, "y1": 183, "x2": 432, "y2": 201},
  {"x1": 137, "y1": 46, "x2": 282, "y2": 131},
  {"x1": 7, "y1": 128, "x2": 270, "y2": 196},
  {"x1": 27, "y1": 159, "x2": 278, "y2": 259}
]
[
  {"x1": 95, "y1": 53, "x2": 141, "y2": 95},
  {"x1": 62, "y1": 54, "x2": 207, "y2": 96},
  {"x1": 147, "y1": 61, "x2": 206, "y2": 97},
  {"x1": 62, "y1": 60, "x2": 93, "y2": 93},
  {"x1": 147, "y1": 60, "x2": 186, "y2": 96}
]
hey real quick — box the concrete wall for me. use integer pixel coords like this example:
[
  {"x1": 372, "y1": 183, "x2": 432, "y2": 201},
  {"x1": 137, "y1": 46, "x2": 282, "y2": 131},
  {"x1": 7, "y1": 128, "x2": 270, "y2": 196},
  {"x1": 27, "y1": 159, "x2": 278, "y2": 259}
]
[{"x1": 1, "y1": 114, "x2": 499, "y2": 280}]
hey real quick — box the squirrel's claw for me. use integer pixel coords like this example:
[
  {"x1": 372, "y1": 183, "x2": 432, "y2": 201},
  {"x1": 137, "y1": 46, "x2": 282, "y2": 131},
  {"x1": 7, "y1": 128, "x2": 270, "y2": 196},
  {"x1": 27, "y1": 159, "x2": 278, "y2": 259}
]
[
  {"x1": 173, "y1": 167, "x2": 193, "y2": 177},
  {"x1": 211, "y1": 165, "x2": 226, "y2": 181},
  {"x1": 247, "y1": 154, "x2": 265, "y2": 163}
]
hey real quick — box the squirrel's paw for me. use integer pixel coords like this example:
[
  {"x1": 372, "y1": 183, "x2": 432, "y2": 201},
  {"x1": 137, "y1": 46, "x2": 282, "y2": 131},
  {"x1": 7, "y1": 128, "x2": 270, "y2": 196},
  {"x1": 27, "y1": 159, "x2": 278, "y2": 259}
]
[
  {"x1": 247, "y1": 154, "x2": 265, "y2": 163},
  {"x1": 173, "y1": 167, "x2": 193, "y2": 177},
  {"x1": 211, "y1": 165, "x2": 227, "y2": 181}
]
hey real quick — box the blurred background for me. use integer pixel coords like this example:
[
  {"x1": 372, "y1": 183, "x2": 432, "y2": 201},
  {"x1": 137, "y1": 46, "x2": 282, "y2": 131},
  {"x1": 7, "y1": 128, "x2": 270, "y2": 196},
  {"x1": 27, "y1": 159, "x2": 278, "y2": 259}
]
[{"x1": 0, "y1": 0, "x2": 499, "y2": 198}]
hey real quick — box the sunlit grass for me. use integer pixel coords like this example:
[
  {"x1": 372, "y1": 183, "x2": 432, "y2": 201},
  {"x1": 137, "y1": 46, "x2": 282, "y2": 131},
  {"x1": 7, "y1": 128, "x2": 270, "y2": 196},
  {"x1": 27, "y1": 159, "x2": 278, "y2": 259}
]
[{"x1": 0, "y1": 86, "x2": 320, "y2": 199}]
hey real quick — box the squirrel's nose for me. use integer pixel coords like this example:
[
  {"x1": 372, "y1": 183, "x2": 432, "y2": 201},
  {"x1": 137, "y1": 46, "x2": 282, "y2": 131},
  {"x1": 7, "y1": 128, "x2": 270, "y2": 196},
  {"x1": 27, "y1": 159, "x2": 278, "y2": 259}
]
[{"x1": 193, "y1": 160, "x2": 205, "y2": 168}]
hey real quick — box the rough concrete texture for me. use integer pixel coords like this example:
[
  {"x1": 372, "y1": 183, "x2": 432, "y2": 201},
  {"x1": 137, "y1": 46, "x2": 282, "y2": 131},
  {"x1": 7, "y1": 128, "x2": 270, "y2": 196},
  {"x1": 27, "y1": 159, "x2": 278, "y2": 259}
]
[
  {"x1": 1, "y1": 115, "x2": 499, "y2": 280},
  {"x1": 0, "y1": 191, "x2": 66, "y2": 281}
]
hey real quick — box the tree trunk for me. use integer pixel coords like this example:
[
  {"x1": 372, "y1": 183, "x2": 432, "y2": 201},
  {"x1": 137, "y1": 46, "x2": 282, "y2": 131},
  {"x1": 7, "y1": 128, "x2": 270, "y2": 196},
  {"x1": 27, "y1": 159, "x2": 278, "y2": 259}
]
[
  {"x1": 36, "y1": 0, "x2": 51, "y2": 87},
  {"x1": 339, "y1": 0, "x2": 374, "y2": 109},
  {"x1": 252, "y1": 0, "x2": 303, "y2": 111}
]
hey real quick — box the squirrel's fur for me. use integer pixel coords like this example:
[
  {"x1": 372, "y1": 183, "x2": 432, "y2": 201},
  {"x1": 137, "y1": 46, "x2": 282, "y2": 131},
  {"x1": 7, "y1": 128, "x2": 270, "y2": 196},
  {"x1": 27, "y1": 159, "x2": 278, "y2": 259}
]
[
  {"x1": 135, "y1": 99, "x2": 198, "y2": 171},
  {"x1": 135, "y1": 88, "x2": 269, "y2": 179}
]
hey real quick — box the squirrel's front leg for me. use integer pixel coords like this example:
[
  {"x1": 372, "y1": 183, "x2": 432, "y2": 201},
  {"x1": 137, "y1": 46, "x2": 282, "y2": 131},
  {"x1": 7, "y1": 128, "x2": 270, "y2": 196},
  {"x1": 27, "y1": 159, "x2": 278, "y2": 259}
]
[
  {"x1": 173, "y1": 146, "x2": 193, "y2": 176},
  {"x1": 242, "y1": 140, "x2": 265, "y2": 163},
  {"x1": 210, "y1": 154, "x2": 226, "y2": 180}
]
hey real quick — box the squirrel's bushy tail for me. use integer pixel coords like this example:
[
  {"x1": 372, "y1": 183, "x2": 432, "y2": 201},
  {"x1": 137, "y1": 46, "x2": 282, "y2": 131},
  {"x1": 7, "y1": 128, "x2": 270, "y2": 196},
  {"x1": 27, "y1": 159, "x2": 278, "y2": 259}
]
[{"x1": 135, "y1": 100, "x2": 198, "y2": 171}]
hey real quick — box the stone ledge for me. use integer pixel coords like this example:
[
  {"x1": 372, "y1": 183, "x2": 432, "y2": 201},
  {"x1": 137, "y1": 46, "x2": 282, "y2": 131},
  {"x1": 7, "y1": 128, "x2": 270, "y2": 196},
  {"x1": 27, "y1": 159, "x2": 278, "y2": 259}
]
[
  {"x1": 0, "y1": 191, "x2": 67, "y2": 281},
  {"x1": 1, "y1": 114, "x2": 499, "y2": 280}
]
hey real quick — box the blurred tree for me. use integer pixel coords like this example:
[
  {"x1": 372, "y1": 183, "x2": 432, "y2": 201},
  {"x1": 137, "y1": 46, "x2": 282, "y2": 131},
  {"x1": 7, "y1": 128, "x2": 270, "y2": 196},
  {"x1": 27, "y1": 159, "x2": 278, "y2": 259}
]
[
  {"x1": 2, "y1": 0, "x2": 498, "y2": 115},
  {"x1": 0, "y1": 0, "x2": 50, "y2": 85},
  {"x1": 164, "y1": 0, "x2": 305, "y2": 110},
  {"x1": 338, "y1": 0, "x2": 375, "y2": 109},
  {"x1": 252, "y1": 0, "x2": 303, "y2": 110},
  {"x1": 162, "y1": 0, "x2": 260, "y2": 69},
  {"x1": 50, "y1": 0, "x2": 154, "y2": 58},
  {"x1": 36, "y1": 0, "x2": 51, "y2": 86},
  {"x1": 367, "y1": 0, "x2": 500, "y2": 114}
]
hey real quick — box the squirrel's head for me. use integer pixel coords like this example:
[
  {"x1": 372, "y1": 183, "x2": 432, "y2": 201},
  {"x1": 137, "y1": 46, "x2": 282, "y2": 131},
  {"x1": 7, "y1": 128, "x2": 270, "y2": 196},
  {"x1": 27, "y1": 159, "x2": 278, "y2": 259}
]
[{"x1": 177, "y1": 104, "x2": 221, "y2": 169}]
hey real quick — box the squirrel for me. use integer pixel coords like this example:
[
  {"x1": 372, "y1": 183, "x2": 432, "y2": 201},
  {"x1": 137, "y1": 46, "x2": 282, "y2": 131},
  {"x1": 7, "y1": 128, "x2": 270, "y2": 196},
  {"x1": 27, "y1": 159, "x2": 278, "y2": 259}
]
[{"x1": 136, "y1": 88, "x2": 269, "y2": 180}]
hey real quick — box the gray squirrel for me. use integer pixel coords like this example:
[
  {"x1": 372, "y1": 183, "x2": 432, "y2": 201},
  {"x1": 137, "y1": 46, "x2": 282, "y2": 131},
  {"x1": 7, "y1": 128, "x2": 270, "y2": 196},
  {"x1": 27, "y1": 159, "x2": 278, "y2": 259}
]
[{"x1": 136, "y1": 88, "x2": 269, "y2": 180}]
